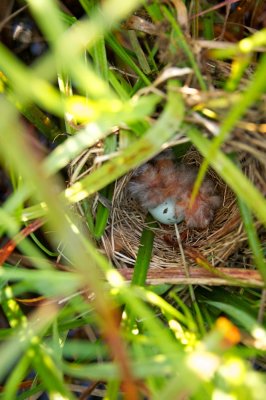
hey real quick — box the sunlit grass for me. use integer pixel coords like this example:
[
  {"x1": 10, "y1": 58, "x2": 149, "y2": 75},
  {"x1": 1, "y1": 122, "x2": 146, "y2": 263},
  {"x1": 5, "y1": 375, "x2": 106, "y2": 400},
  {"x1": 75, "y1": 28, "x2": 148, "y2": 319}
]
[{"x1": 0, "y1": 0, "x2": 265, "y2": 399}]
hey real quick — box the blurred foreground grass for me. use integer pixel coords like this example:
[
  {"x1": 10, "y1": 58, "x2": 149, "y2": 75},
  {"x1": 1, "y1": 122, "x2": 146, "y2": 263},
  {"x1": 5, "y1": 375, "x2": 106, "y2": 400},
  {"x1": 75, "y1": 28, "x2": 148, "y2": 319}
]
[{"x1": 0, "y1": 1, "x2": 266, "y2": 399}]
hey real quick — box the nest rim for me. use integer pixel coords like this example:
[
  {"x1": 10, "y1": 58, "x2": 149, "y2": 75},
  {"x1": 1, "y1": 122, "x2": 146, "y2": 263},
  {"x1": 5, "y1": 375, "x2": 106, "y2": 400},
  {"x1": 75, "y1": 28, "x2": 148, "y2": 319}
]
[{"x1": 100, "y1": 147, "x2": 259, "y2": 271}]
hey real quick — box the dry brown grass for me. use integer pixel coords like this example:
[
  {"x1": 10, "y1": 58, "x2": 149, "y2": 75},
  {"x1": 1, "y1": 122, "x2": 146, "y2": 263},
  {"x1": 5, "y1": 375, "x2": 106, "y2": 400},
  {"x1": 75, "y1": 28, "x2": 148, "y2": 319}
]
[{"x1": 99, "y1": 144, "x2": 265, "y2": 273}]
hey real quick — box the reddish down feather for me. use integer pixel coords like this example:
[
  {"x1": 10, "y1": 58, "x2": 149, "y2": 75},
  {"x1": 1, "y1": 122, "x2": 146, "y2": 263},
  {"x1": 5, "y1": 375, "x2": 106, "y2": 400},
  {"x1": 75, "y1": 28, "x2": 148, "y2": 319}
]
[{"x1": 128, "y1": 154, "x2": 221, "y2": 229}]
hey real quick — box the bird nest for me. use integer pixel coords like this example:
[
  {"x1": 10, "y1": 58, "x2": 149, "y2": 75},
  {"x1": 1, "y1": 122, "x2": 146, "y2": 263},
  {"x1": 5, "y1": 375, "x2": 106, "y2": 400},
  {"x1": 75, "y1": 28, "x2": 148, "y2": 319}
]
[{"x1": 100, "y1": 147, "x2": 265, "y2": 272}]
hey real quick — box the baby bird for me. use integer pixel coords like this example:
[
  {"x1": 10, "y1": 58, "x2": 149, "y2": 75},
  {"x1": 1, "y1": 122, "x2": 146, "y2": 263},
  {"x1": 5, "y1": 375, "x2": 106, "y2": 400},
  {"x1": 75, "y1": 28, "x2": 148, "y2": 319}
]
[{"x1": 128, "y1": 153, "x2": 221, "y2": 229}]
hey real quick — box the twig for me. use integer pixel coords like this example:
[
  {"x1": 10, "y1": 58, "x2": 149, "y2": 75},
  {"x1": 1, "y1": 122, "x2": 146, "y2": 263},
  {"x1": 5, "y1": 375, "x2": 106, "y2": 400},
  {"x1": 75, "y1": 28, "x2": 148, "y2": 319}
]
[{"x1": 119, "y1": 267, "x2": 264, "y2": 287}]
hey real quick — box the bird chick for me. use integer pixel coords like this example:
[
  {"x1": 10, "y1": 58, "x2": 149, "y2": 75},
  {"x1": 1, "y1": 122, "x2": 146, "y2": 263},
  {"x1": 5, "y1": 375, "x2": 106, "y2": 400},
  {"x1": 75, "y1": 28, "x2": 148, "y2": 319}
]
[
  {"x1": 128, "y1": 153, "x2": 221, "y2": 229},
  {"x1": 177, "y1": 175, "x2": 222, "y2": 228},
  {"x1": 128, "y1": 157, "x2": 179, "y2": 209}
]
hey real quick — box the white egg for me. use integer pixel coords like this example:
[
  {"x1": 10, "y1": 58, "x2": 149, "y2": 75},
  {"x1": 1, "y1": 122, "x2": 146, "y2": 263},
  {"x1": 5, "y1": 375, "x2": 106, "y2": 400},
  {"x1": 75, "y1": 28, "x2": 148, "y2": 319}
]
[{"x1": 148, "y1": 198, "x2": 184, "y2": 225}]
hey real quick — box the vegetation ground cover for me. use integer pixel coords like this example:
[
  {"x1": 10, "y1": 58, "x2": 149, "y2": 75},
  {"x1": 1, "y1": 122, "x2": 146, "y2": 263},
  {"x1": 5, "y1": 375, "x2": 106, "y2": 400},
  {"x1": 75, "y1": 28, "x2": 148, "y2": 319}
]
[{"x1": 0, "y1": 1, "x2": 265, "y2": 399}]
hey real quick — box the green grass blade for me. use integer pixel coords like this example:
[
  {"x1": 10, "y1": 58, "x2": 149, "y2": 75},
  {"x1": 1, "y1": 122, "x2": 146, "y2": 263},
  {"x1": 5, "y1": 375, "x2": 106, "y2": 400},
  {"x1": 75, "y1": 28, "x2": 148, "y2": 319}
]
[
  {"x1": 105, "y1": 380, "x2": 120, "y2": 400},
  {"x1": 44, "y1": 94, "x2": 159, "y2": 176},
  {"x1": 203, "y1": 13, "x2": 214, "y2": 40},
  {"x1": 169, "y1": 290, "x2": 198, "y2": 332},
  {"x1": 31, "y1": 0, "x2": 144, "y2": 95},
  {"x1": 192, "y1": 52, "x2": 266, "y2": 199},
  {"x1": 124, "y1": 215, "x2": 156, "y2": 332},
  {"x1": 162, "y1": 6, "x2": 207, "y2": 91},
  {"x1": 80, "y1": 1, "x2": 109, "y2": 81},
  {"x1": 3, "y1": 354, "x2": 31, "y2": 400},
  {"x1": 0, "y1": 267, "x2": 82, "y2": 297},
  {"x1": 108, "y1": 69, "x2": 131, "y2": 99},
  {"x1": 94, "y1": 183, "x2": 114, "y2": 239},
  {"x1": 0, "y1": 72, "x2": 62, "y2": 140},
  {"x1": 206, "y1": 301, "x2": 266, "y2": 343},
  {"x1": 128, "y1": 30, "x2": 152, "y2": 74},
  {"x1": 57, "y1": 72, "x2": 76, "y2": 135},
  {"x1": 0, "y1": 208, "x2": 53, "y2": 270},
  {"x1": 29, "y1": 231, "x2": 58, "y2": 257},
  {"x1": 106, "y1": 34, "x2": 151, "y2": 85},
  {"x1": 131, "y1": 215, "x2": 156, "y2": 286},
  {"x1": 31, "y1": 345, "x2": 75, "y2": 400},
  {"x1": 225, "y1": 54, "x2": 252, "y2": 91},
  {"x1": 94, "y1": 133, "x2": 117, "y2": 239},
  {"x1": 238, "y1": 198, "x2": 266, "y2": 283},
  {"x1": 144, "y1": 2, "x2": 164, "y2": 22},
  {"x1": 0, "y1": 44, "x2": 64, "y2": 115},
  {"x1": 0, "y1": 288, "x2": 58, "y2": 383},
  {"x1": 64, "y1": 84, "x2": 184, "y2": 203},
  {"x1": 186, "y1": 127, "x2": 266, "y2": 226},
  {"x1": 212, "y1": 27, "x2": 266, "y2": 59},
  {"x1": 16, "y1": 384, "x2": 46, "y2": 400},
  {"x1": 43, "y1": 122, "x2": 113, "y2": 176},
  {"x1": 27, "y1": 0, "x2": 66, "y2": 42}
]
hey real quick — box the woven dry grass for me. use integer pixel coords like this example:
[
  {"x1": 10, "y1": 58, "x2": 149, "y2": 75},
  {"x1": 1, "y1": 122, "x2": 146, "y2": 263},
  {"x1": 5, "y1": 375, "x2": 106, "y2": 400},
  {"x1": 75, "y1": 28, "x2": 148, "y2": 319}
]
[
  {"x1": 100, "y1": 144, "x2": 265, "y2": 272},
  {"x1": 67, "y1": 78, "x2": 266, "y2": 283}
]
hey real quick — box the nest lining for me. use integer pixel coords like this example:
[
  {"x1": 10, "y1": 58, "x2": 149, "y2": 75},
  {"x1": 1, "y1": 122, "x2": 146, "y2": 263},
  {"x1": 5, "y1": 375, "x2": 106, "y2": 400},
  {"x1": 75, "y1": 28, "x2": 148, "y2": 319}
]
[
  {"x1": 68, "y1": 132, "x2": 265, "y2": 273},
  {"x1": 101, "y1": 148, "x2": 257, "y2": 270}
]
